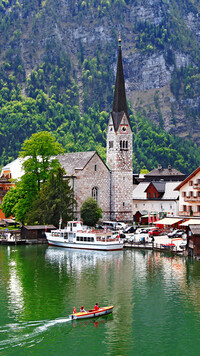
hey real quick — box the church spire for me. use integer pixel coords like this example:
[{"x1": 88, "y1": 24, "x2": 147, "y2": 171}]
[{"x1": 111, "y1": 34, "x2": 130, "y2": 131}]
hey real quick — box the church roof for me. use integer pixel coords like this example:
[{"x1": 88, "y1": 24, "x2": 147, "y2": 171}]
[
  {"x1": 111, "y1": 40, "x2": 131, "y2": 131},
  {"x1": 57, "y1": 151, "x2": 108, "y2": 176}
]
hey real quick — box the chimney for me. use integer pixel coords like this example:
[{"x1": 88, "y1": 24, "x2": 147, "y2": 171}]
[
  {"x1": 158, "y1": 164, "x2": 162, "y2": 171},
  {"x1": 168, "y1": 165, "x2": 172, "y2": 171}
]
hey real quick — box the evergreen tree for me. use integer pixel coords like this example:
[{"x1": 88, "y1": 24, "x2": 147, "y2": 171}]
[{"x1": 26, "y1": 167, "x2": 76, "y2": 227}]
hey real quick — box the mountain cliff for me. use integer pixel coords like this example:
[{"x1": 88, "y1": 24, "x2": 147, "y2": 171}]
[{"x1": 0, "y1": 0, "x2": 200, "y2": 173}]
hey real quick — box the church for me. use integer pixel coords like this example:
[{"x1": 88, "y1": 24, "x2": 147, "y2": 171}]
[
  {"x1": 57, "y1": 37, "x2": 133, "y2": 222},
  {"x1": 0, "y1": 38, "x2": 133, "y2": 223}
]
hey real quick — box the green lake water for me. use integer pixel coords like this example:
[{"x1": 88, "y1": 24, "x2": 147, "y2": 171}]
[{"x1": 0, "y1": 245, "x2": 200, "y2": 355}]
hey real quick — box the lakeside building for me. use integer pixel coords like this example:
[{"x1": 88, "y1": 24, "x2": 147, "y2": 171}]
[
  {"x1": 132, "y1": 181, "x2": 181, "y2": 222},
  {"x1": 132, "y1": 165, "x2": 185, "y2": 222},
  {"x1": 175, "y1": 166, "x2": 200, "y2": 217}
]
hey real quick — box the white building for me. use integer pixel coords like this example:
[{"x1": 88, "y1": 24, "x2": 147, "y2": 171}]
[
  {"x1": 133, "y1": 181, "x2": 181, "y2": 218},
  {"x1": 175, "y1": 167, "x2": 200, "y2": 217}
]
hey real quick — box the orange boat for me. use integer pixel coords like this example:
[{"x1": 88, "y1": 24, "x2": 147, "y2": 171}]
[{"x1": 69, "y1": 306, "x2": 114, "y2": 320}]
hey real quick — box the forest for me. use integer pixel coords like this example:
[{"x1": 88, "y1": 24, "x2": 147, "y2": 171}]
[{"x1": 0, "y1": 0, "x2": 200, "y2": 175}]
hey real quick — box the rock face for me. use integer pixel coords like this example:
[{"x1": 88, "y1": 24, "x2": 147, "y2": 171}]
[{"x1": 1, "y1": 0, "x2": 200, "y2": 143}]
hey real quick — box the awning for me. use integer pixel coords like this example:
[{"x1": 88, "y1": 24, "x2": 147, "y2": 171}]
[
  {"x1": 154, "y1": 218, "x2": 182, "y2": 225},
  {"x1": 181, "y1": 219, "x2": 200, "y2": 226}
]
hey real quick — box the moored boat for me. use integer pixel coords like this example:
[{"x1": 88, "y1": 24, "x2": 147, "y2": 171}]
[
  {"x1": 45, "y1": 221, "x2": 123, "y2": 251},
  {"x1": 69, "y1": 306, "x2": 114, "y2": 320}
]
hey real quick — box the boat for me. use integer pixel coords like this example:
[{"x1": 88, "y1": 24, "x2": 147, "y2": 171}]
[
  {"x1": 69, "y1": 306, "x2": 114, "y2": 320},
  {"x1": 45, "y1": 221, "x2": 123, "y2": 251}
]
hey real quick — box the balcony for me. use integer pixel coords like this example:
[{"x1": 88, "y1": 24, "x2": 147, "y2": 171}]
[
  {"x1": 179, "y1": 211, "x2": 200, "y2": 217},
  {"x1": 184, "y1": 196, "x2": 200, "y2": 202}
]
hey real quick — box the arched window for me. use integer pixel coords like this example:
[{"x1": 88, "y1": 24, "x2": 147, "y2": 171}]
[{"x1": 92, "y1": 187, "x2": 99, "y2": 203}]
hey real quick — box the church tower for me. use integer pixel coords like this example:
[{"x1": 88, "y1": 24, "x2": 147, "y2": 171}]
[{"x1": 106, "y1": 36, "x2": 133, "y2": 222}]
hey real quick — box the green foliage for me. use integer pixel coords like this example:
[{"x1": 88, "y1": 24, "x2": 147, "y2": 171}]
[
  {"x1": 0, "y1": 0, "x2": 200, "y2": 179},
  {"x1": 131, "y1": 111, "x2": 200, "y2": 175},
  {"x1": 26, "y1": 167, "x2": 76, "y2": 226},
  {"x1": 20, "y1": 131, "x2": 64, "y2": 191},
  {"x1": 81, "y1": 197, "x2": 102, "y2": 226},
  {"x1": 1, "y1": 132, "x2": 65, "y2": 223},
  {"x1": 1, "y1": 186, "x2": 21, "y2": 218}
]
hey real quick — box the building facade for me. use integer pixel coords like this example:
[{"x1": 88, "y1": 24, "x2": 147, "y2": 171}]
[
  {"x1": 175, "y1": 167, "x2": 200, "y2": 217},
  {"x1": 132, "y1": 181, "x2": 180, "y2": 220}
]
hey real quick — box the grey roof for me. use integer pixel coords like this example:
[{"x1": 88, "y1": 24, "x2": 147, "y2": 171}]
[
  {"x1": 145, "y1": 166, "x2": 185, "y2": 178},
  {"x1": 133, "y1": 182, "x2": 150, "y2": 199},
  {"x1": 22, "y1": 225, "x2": 56, "y2": 230},
  {"x1": 190, "y1": 225, "x2": 200, "y2": 235},
  {"x1": 133, "y1": 181, "x2": 181, "y2": 200},
  {"x1": 58, "y1": 151, "x2": 97, "y2": 176}
]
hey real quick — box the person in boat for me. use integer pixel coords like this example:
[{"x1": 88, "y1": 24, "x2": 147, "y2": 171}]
[
  {"x1": 73, "y1": 307, "x2": 77, "y2": 314},
  {"x1": 80, "y1": 306, "x2": 86, "y2": 312},
  {"x1": 94, "y1": 303, "x2": 99, "y2": 311}
]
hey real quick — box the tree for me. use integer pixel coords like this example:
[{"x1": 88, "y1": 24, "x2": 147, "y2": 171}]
[
  {"x1": 26, "y1": 167, "x2": 76, "y2": 227},
  {"x1": 80, "y1": 197, "x2": 102, "y2": 226},
  {"x1": 1, "y1": 187, "x2": 21, "y2": 218},
  {"x1": 1, "y1": 172, "x2": 38, "y2": 223},
  {"x1": 19, "y1": 131, "x2": 64, "y2": 191},
  {"x1": 2, "y1": 132, "x2": 65, "y2": 224}
]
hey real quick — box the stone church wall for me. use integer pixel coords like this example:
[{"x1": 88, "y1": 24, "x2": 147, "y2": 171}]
[{"x1": 72, "y1": 153, "x2": 111, "y2": 220}]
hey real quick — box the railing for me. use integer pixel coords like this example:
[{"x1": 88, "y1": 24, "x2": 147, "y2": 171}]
[
  {"x1": 184, "y1": 196, "x2": 200, "y2": 202},
  {"x1": 123, "y1": 240, "x2": 184, "y2": 254},
  {"x1": 179, "y1": 211, "x2": 200, "y2": 217}
]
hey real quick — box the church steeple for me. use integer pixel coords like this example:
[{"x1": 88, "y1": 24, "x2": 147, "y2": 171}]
[{"x1": 111, "y1": 35, "x2": 131, "y2": 131}]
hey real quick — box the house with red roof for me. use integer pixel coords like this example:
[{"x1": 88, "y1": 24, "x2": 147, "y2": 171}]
[{"x1": 175, "y1": 167, "x2": 200, "y2": 217}]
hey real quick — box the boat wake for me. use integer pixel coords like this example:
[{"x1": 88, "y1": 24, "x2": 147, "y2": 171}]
[{"x1": 0, "y1": 317, "x2": 71, "y2": 352}]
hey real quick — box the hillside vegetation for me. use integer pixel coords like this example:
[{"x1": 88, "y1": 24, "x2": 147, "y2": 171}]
[{"x1": 0, "y1": 0, "x2": 200, "y2": 175}]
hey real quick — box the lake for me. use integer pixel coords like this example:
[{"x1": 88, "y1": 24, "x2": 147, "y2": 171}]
[{"x1": 0, "y1": 245, "x2": 200, "y2": 355}]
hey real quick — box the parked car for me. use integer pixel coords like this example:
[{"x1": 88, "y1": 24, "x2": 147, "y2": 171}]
[
  {"x1": 168, "y1": 229, "x2": 184, "y2": 238},
  {"x1": 149, "y1": 229, "x2": 162, "y2": 236},
  {"x1": 102, "y1": 221, "x2": 126, "y2": 231},
  {"x1": 123, "y1": 226, "x2": 137, "y2": 234},
  {"x1": 179, "y1": 241, "x2": 187, "y2": 249}
]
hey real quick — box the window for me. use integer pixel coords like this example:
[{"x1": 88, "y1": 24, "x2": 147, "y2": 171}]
[
  {"x1": 109, "y1": 141, "x2": 113, "y2": 148},
  {"x1": 148, "y1": 193, "x2": 151, "y2": 198},
  {"x1": 123, "y1": 202, "x2": 125, "y2": 207},
  {"x1": 92, "y1": 187, "x2": 99, "y2": 203},
  {"x1": 182, "y1": 192, "x2": 186, "y2": 197},
  {"x1": 120, "y1": 140, "x2": 128, "y2": 150},
  {"x1": 189, "y1": 181, "x2": 193, "y2": 186},
  {"x1": 183, "y1": 205, "x2": 187, "y2": 212},
  {"x1": 190, "y1": 191, "x2": 193, "y2": 197},
  {"x1": 198, "y1": 206, "x2": 200, "y2": 213},
  {"x1": 94, "y1": 164, "x2": 97, "y2": 171},
  {"x1": 154, "y1": 193, "x2": 156, "y2": 198}
]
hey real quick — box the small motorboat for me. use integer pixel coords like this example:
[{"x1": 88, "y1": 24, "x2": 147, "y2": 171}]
[{"x1": 69, "y1": 305, "x2": 114, "y2": 320}]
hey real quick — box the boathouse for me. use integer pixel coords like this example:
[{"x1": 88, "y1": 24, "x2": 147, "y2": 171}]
[{"x1": 21, "y1": 225, "x2": 56, "y2": 243}]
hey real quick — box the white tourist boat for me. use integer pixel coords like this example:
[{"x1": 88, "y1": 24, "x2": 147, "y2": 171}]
[{"x1": 45, "y1": 221, "x2": 123, "y2": 251}]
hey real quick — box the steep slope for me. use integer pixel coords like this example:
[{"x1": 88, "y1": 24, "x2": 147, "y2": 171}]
[{"x1": 0, "y1": 0, "x2": 200, "y2": 173}]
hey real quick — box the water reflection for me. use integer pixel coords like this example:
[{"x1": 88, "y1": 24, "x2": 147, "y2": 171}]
[
  {"x1": 45, "y1": 246, "x2": 123, "y2": 272},
  {"x1": 1, "y1": 246, "x2": 200, "y2": 355}
]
